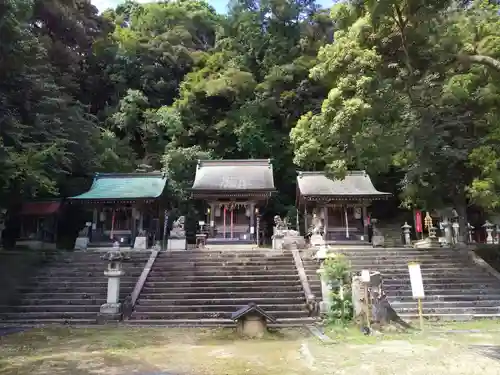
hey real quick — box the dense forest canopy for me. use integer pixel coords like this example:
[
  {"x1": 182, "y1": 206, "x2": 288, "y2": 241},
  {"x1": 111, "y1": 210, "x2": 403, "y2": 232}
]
[{"x1": 3, "y1": 0, "x2": 500, "y2": 229}]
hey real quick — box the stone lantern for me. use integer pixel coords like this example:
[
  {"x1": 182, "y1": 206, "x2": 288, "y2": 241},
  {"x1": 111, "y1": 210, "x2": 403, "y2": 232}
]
[
  {"x1": 401, "y1": 222, "x2": 412, "y2": 246},
  {"x1": 483, "y1": 221, "x2": 494, "y2": 244},
  {"x1": 98, "y1": 250, "x2": 130, "y2": 322}
]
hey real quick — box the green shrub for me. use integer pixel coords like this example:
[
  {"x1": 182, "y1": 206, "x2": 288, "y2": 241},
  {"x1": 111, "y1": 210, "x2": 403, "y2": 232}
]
[{"x1": 322, "y1": 254, "x2": 354, "y2": 324}]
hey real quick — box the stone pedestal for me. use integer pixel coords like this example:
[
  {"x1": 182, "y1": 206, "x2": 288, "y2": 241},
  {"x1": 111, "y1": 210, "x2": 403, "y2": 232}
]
[
  {"x1": 272, "y1": 234, "x2": 284, "y2": 250},
  {"x1": 372, "y1": 235, "x2": 385, "y2": 247},
  {"x1": 74, "y1": 237, "x2": 89, "y2": 250},
  {"x1": 168, "y1": 238, "x2": 187, "y2": 250},
  {"x1": 316, "y1": 268, "x2": 331, "y2": 314},
  {"x1": 310, "y1": 234, "x2": 325, "y2": 247},
  {"x1": 98, "y1": 265, "x2": 124, "y2": 322},
  {"x1": 314, "y1": 245, "x2": 328, "y2": 260},
  {"x1": 133, "y1": 236, "x2": 147, "y2": 250}
]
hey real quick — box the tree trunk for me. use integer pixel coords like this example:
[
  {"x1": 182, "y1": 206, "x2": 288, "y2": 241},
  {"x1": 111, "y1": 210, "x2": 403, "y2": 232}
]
[
  {"x1": 459, "y1": 54, "x2": 500, "y2": 72},
  {"x1": 454, "y1": 193, "x2": 468, "y2": 245}
]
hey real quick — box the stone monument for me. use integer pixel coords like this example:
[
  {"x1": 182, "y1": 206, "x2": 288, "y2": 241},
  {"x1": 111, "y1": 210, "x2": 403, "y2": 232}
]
[
  {"x1": 310, "y1": 212, "x2": 325, "y2": 247},
  {"x1": 74, "y1": 223, "x2": 91, "y2": 250},
  {"x1": 371, "y1": 218, "x2": 385, "y2": 247},
  {"x1": 133, "y1": 229, "x2": 147, "y2": 250},
  {"x1": 98, "y1": 250, "x2": 129, "y2": 322},
  {"x1": 167, "y1": 216, "x2": 187, "y2": 250},
  {"x1": 272, "y1": 215, "x2": 305, "y2": 250}
]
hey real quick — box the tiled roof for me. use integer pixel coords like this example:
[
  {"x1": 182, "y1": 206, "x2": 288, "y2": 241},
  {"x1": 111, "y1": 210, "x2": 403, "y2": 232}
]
[
  {"x1": 70, "y1": 173, "x2": 167, "y2": 200},
  {"x1": 297, "y1": 171, "x2": 390, "y2": 198},
  {"x1": 191, "y1": 159, "x2": 275, "y2": 191}
]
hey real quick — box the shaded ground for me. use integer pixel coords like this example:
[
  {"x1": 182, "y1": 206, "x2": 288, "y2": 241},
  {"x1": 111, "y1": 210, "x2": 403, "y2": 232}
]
[{"x1": 1, "y1": 323, "x2": 500, "y2": 375}]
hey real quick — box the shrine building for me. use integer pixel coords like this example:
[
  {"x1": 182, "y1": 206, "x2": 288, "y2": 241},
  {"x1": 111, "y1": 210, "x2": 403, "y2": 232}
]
[
  {"x1": 190, "y1": 159, "x2": 275, "y2": 245},
  {"x1": 69, "y1": 172, "x2": 167, "y2": 248},
  {"x1": 296, "y1": 171, "x2": 391, "y2": 243}
]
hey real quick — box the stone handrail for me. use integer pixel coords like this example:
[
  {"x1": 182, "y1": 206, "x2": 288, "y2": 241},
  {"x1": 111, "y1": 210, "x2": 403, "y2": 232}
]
[
  {"x1": 124, "y1": 250, "x2": 159, "y2": 319},
  {"x1": 291, "y1": 249, "x2": 315, "y2": 302}
]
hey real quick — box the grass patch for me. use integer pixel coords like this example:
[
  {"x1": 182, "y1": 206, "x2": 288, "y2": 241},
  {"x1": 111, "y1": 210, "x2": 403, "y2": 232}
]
[{"x1": 0, "y1": 327, "x2": 311, "y2": 375}]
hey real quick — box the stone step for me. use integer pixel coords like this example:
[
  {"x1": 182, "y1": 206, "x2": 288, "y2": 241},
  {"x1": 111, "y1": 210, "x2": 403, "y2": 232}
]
[
  {"x1": 0, "y1": 305, "x2": 102, "y2": 313},
  {"x1": 381, "y1": 278, "x2": 499, "y2": 285},
  {"x1": 148, "y1": 270, "x2": 298, "y2": 277},
  {"x1": 20, "y1": 286, "x2": 112, "y2": 294},
  {"x1": 19, "y1": 292, "x2": 128, "y2": 300},
  {"x1": 389, "y1": 300, "x2": 500, "y2": 308},
  {"x1": 154, "y1": 261, "x2": 296, "y2": 268},
  {"x1": 35, "y1": 271, "x2": 144, "y2": 278},
  {"x1": 137, "y1": 297, "x2": 304, "y2": 306},
  {"x1": 134, "y1": 304, "x2": 305, "y2": 313},
  {"x1": 384, "y1": 283, "x2": 500, "y2": 297},
  {"x1": 388, "y1": 290, "x2": 500, "y2": 303},
  {"x1": 130, "y1": 310, "x2": 308, "y2": 320},
  {"x1": 150, "y1": 265, "x2": 299, "y2": 272},
  {"x1": 18, "y1": 298, "x2": 107, "y2": 306},
  {"x1": 0, "y1": 311, "x2": 98, "y2": 320},
  {"x1": 387, "y1": 290, "x2": 500, "y2": 298},
  {"x1": 124, "y1": 317, "x2": 315, "y2": 327},
  {"x1": 144, "y1": 274, "x2": 300, "y2": 282},
  {"x1": 141, "y1": 280, "x2": 301, "y2": 289},
  {"x1": 393, "y1": 306, "x2": 500, "y2": 314},
  {"x1": 398, "y1": 313, "x2": 500, "y2": 320},
  {"x1": 139, "y1": 285, "x2": 303, "y2": 295},
  {"x1": 0, "y1": 318, "x2": 98, "y2": 325}
]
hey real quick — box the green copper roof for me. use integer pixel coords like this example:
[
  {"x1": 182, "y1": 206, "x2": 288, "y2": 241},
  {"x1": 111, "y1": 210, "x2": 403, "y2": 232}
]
[{"x1": 70, "y1": 173, "x2": 167, "y2": 200}]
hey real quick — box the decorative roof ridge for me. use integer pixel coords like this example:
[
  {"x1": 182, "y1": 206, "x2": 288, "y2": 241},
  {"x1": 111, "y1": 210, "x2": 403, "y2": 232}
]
[
  {"x1": 94, "y1": 172, "x2": 166, "y2": 179},
  {"x1": 297, "y1": 170, "x2": 367, "y2": 178},
  {"x1": 197, "y1": 159, "x2": 272, "y2": 169}
]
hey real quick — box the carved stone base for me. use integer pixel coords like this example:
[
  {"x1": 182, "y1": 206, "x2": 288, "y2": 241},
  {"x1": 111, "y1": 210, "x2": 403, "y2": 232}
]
[
  {"x1": 310, "y1": 234, "x2": 325, "y2": 247},
  {"x1": 133, "y1": 236, "x2": 147, "y2": 249},
  {"x1": 97, "y1": 303, "x2": 122, "y2": 323},
  {"x1": 414, "y1": 237, "x2": 441, "y2": 248},
  {"x1": 272, "y1": 236, "x2": 284, "y2": 250},
  {"x1": 372, "y1": 235, "x2": 385, "y2": 247},
  {"x1": 74, "y1": 237, "x2": 89, "y2": 250},
  {"x1": 168, "y1": 238, "x2": 187, "y2": 250}
]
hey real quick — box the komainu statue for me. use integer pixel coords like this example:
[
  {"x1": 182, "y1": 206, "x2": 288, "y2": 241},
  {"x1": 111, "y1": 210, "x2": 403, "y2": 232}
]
[{"x1": 170, "y1": 216, "x2": 186, "y2": 238}]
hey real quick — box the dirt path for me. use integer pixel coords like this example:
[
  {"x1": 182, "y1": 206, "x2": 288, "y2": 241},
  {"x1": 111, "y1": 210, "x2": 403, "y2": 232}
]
[{"x1": 1, "y1": 327, "x2": 500, "y2": 375}]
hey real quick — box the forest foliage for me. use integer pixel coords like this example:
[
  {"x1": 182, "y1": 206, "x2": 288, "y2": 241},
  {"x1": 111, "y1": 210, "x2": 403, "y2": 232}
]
[{"x1": 3, "y1": 0, "x2": 500, "y2": 226}]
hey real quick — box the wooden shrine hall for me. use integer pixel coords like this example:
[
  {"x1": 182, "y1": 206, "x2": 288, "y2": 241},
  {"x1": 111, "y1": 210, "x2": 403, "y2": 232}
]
[
  {"x1": 191, "y1": 159, "x2": 275, "y2": 244},
  {"x1": 296, "y1": 171, "x2": 391, "y2": 243},
  {"x1": 69, "y1": 172, "x2": 167, "y2": 247}
]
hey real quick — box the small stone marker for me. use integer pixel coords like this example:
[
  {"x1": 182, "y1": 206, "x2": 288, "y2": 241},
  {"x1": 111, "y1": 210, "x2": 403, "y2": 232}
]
[{"x1": 231, "y1": 302, "x2": 276, "y2": 338}]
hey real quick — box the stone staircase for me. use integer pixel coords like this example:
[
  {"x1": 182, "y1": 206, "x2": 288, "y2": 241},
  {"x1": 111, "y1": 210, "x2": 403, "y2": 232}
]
[
  {"x1": 127, "y1": 249, "x2": 315, "y2": 326},
  {"x1": 0, "y1": 250, "x2": 150, "y2": 325},
  {"x1": 302, "y1": 247, "x2": 500, "y2": 320}
]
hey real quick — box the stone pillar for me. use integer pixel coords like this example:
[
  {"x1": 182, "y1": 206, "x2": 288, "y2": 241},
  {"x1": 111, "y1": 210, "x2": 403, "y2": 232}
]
[
  {"x1": 249, "y1": 202, "x2": 255, "y2": 241},
  {"x1": 452, "y1": 221, "x2": 460, "y2": 245},
  {"x1": 362, "y1": 205, "x2": 368, "y2": 241},
  {"x1": 99, "y1": 258, "x2": 125, "y2": 321},
  {"x1": 304, "y1": 205, "x2": 308, "y2": 235},
  {"x1": 209, "y1": 202, "x2": 215, "y2": 228},
  {"x1": 92, "y1": 208, "x2": 98, "y2": 239},
  {"x1": 467, "y1": 223, "x2": 475, "y2": 243},
  {"x1": 323, "y1": 206, "x2": 328, "y2": 242},
  {"x1": 316, "y1": 265, "x2": 331, "y2": 314},
  {"x1": 442, "y1": 218, "x2": 452, "y2": 246}
]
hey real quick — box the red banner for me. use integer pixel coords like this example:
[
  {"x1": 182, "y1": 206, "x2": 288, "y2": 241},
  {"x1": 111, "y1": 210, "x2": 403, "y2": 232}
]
[{"x1": 415, "y1": 210, "x2": 423, "y2": 233}]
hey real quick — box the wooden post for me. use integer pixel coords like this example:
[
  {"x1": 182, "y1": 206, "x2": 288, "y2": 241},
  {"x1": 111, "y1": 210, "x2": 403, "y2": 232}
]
[{"x1": 230, "y1": 206, "x2": 234, "y2": 239}]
